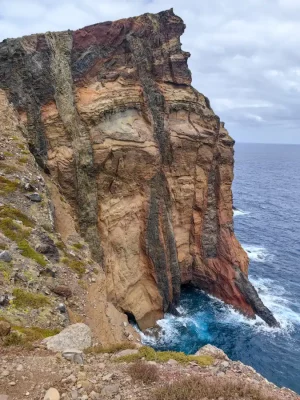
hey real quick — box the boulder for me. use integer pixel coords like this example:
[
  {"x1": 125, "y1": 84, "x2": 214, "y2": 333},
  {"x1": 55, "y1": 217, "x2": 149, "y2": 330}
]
[
  {"x1": 195, "y1": 344, "x2": 229, "y2": 360},
  {"x1": 42, "y1": 323, "x2": 92, "y2": 351},
  {"x1": 0, "y1": 320, "x2": 11, "y2": 336}
]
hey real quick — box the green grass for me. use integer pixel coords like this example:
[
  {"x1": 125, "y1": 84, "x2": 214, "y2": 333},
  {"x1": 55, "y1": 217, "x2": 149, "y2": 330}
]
[
  {"x1": 0, "y1": 218, "x2": 30, "y2": 242},
  {"x1": 3, "y1": 151, "x2": 13, "y2": 157},
  {"x1": 85, "y1": 342, "x2": 137, "y2": 354},
  {"x1": 0, "y1": 208, "x2": 46, "y2": 266},
  {"x1": 55, "y1": 240, "x2": 65, "y2": 251},
  {"x1": 12, "y1": 288, "x2": 50, "y2": 309},
  {"x1": 62, "y1": 257, "x2": 86, "y2": 276},
  {"x1": 18, "y1": 240, "x2": 47, "y2": 266},
  {"x1": 72, "y1": 242, "x2": 84, "y2": 250},
  {"x1": 0, "y1": 176, "x2": 19, "y2": 194},
  {"x1": 0, "y1": 261, "x2": 12, "y2": 282},
  {"x1": 18, "y1": 156, "x2": 28, "y2": 164},
  {"x1": 0, "y1": 161, "x2": 19, "y2": 174},
  {"x1": 0, "y1": 205, "x2": 35, "y2": 227},
  {"x1": 115, "y1": 346, "x2": 214, "y2": 367},
  {"x1": 3, "y1": 326, "x2": 59, "y2": 347}
]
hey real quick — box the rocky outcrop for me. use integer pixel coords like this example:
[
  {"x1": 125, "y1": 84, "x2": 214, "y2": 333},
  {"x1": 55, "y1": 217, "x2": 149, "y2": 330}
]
[{"x1": 0, "y1": 9, "x2": 278, "y2": 328}]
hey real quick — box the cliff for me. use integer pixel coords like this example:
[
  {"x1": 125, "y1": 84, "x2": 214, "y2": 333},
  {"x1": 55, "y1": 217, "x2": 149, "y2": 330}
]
[{"x1": 0, "y1": 9, "x2": 278, "y2": 331}]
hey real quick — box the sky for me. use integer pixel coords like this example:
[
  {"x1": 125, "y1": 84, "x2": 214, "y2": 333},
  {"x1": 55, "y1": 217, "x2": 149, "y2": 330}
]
[{"x1": 0, "y1": 0, "x2": 299, "y2": 144}]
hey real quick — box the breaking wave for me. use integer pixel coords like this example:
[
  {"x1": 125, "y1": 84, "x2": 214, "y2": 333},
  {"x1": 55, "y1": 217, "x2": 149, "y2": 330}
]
[
  {"x1": 234, "y1": 208, "x2": 250, "y2": 217},
  {"x1": 242, "y1": 245, "x2": 274, "y2": 263}
]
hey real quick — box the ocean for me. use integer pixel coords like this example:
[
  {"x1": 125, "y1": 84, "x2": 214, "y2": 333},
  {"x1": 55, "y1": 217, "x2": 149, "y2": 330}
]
[{"x1": 140, "y1": 143, "x2": 300, "y2": 393}]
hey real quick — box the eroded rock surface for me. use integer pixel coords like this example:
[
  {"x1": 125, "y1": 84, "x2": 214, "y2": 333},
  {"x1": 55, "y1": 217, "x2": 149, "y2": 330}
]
[{"x1": 0, "y1": 9, "x2": 278, "y2": 328}]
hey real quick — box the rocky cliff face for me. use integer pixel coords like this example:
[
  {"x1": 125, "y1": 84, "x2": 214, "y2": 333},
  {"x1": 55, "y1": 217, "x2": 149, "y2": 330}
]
[{"x1": 0, "y1": 9, "x2": 278, "y2": 330}]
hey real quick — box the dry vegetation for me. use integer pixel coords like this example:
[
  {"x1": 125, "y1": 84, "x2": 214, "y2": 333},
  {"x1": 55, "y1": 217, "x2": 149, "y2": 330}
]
[
  {"x1": 128, "y1": 361, "x2": 159, "y2": 384},
  {"x1": 152, "y1": 376, "x2": 284, "y2": 400}
]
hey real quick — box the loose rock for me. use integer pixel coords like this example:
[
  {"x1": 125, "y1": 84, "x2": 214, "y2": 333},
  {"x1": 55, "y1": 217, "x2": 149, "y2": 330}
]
[
  {"x1": 0, "y1": 250, "x2": 12, "y2": 262},
  {"x1": 62, "y1": 349, "x2": 84, "y2": 364},
  {"x1": 44, "y1": 388, "x2": 60, "y2": 400},
  {"x1": 25, "y1": 193, "x2": 42, "y2": 202}
]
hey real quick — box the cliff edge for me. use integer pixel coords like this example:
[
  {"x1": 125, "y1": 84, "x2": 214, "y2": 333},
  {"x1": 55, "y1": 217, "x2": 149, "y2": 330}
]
[{"x1": 0, "y1": 9, "x2": 278, "y2": 330}]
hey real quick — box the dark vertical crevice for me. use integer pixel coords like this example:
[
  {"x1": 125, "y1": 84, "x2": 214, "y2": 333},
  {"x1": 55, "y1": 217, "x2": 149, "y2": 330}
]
[{"x1": 45, "y1": 31, "x2": 103, "y2": 263}]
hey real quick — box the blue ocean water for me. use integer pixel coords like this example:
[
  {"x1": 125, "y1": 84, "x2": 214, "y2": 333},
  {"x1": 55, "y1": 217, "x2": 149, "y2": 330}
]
[{"x1": 141, "y1": 143, "x2": 300, "y2": 393}]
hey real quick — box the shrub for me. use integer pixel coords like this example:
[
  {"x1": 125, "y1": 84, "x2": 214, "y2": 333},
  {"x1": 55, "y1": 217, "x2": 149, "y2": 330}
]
[
  {"x1": 116, "y1": 346, "x2": 213, "y2": 367},
  {"x1": 18, "y1": 240, "x2": 47, "y2": 266},
  {"x1": 12, "y1": 288, "x2": 50, "y2": 309},
  {"x1": 152, "y1": 376, "x2": 281, "y2": 400},
  {"x1": 55, "y1": 240, "x2": 65, "y2": 251},
  {"x1": 128, "y1": 361, "x2": 159, "y2": 384},
  {"x1": 0, "y1": 176, "x2": 19, "y2": 194},
  {"x1": 85, "y1": 342, "x2": 136, "y2": 354},
  {"x1": 72, "y1": 242, "x2": 84, "y2": 250},
  {"x1": 0, "y1": 205, "x2": 35, "y2": 227}
]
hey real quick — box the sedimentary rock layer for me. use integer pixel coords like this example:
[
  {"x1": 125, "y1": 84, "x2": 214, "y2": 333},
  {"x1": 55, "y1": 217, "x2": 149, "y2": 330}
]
[{"x1": 0, "y1": 9, "x2": 278, "y2": 328}]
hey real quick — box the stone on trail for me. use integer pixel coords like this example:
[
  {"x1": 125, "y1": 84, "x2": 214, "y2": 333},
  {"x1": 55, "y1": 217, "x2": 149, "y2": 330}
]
[
  {"x1": 101, "y1": 384, "x2": 120, "y2": 398},
  {"x1": 62, "y1": 349, "x2": 84, "y2": 364},
  {"x1": 42, "y1": 323, "x2": 92, "y2": 351},
  {"x1": 44, "y1": 388, "x2": 60, "y2": 400}
]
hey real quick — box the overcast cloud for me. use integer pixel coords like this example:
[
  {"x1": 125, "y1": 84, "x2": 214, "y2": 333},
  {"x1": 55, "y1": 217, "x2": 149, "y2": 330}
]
[{"x1": 0, "y1": 0, "x2": 299, "y2": 144}]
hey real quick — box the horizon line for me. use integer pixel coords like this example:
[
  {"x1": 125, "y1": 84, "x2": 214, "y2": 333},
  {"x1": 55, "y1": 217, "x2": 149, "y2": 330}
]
[{"x1": 235, "y1": 141, "x2": 300, "y2": 146}]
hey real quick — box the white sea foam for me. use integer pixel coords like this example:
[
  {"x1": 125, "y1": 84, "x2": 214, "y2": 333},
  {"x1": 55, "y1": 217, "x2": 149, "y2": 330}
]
[
  {"x1": 242, "y1": 245, "x2": 274, "y2": 263},
  {"x1": 218, "y1": 277, "x2": 300, "y2": 334},
  {"x1": 138, "y1": 277, "x2": 300, "y2": 348},
  {"x1": 250, "y1": 277, "x2": 300, "y2": 331},
  {"x1": 234, "y1": 209, "x2": 250, "y2": 217}
]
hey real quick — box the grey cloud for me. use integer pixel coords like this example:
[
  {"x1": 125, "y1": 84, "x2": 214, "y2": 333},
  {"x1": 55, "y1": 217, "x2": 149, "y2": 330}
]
[{"x1": 0, "y1": 0, "x2": 299, "y2": 143}]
